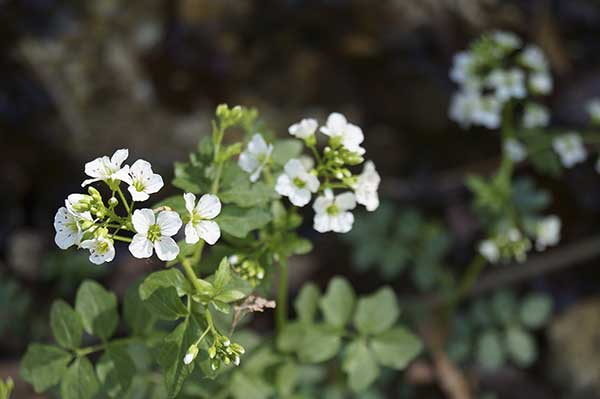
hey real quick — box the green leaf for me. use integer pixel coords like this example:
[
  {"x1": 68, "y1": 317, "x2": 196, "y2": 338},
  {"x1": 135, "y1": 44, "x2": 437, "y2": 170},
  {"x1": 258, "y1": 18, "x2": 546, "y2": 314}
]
[
  {"x1": 505, "y1": 327, "x2": 537, "y2": 367},
  {"x1": 342, "y1": 340, "x2": 380, "y2": 392},
  {"x1": 123, "y1": 280, "x2": 157, "y2": 336},
  {"x1": 20, "y1": 344, "x2": 72, "y2": 393},
  {"x1": 216, "y1": 206, "x2": 272, "y2": 238},
  {"x1": 214, "y1": 257, "x2": 232, "y2": 290},
  {"x1": 220, "y1": 180, "x2": 277, "y2": 208},
  {"x1": 277, "y1": 322, "x2": 305, "y2": 353},
  {"x1": 230, "y1": 372, "x2": 274, "y2": 399},
  {"x1": 354, "y1": 287, "x2": 399, "y2": 335},
  {"x1": 0, "y1": 378, "x2": 14, "y2": 399},
  {"x1": 476, "y1": 330, "x2": 506, "y2": 370},
  {"x1": 141, "y1": 287, "x2": 189, "y2": 321},
  {"x1": 271, "y1": 139, "x2": 303, "y2": 166},
  {"x1": 107, "y1": 343, "x2": 136, "y2": 391},
  {"x1": 60, "y1": 357, "x2": 99, "y2": 399},
  {"x1": 156, "y1": 316, "x2": 202, "y2": 399},
  {"x1": 519, "y1": 293, "x2": 552, "y2": 329},
  {"x1": 276, "y1": 361, "x2": 298, "y2": 397},
  {"x1": 294, "y1": 283, "x2": 321, "y2": 324},
  {"x1": 490, "y1": 290, "x2": 518, "y2": 325},
  {"x1": 297, "y1": 326, "x2": 342, "y2": 363},
  {"x1": 370, "y1": 327, "x2": 422, "y2": 370},
  {"x1": 139, "y1": 269, "x2": 192, "y2": 300},
  {"x1": 320, "y1": 277, "x2": 356, "y2": 328},
  {"x1": 214, "y1": 289, "x2": 246, "y2": 303},
  {"x1": 75, "y1": 280, "x2": 118, "y2": 340},
  {"x1": 50, "y1": 300, "x2": 83, "y2": 349}
]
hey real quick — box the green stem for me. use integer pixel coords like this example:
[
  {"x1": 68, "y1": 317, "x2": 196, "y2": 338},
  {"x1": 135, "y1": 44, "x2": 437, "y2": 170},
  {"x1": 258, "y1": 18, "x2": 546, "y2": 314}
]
[
  {"x1": 276, "y1": 258, "x2": 289, "y2": 335},
  {"x1": 116, "y1": 186, "x2": 131, "y2": 214},
  {"x1": 448, "y1": 255, "x2": 486, "y2": 308},
  {"x1": 111, "y1": 235, "x2": 132, "y2": 243},
  {"x1": 75, "y1": 343, "x2": 105, "y2": 357},
  {"x1": 179, "y1": 255, "x2": 206, "y2": 294}
]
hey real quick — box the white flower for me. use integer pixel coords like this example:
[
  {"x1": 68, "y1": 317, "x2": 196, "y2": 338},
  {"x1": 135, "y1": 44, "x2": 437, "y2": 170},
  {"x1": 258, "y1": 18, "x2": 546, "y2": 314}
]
[
  {"x1": 54, "y1": 207, "x2": 85, "y2": 249},
  {"x1": 553, "y1": 133, "x2": 587, "y2": 168},
  {"x1": 82, "y1": 149, "x2": 131, "y2": 187},
  {"x1": 493, "y1": 31, "x2": 521, "y2": 50},
  {"x1": 472, "y1": 95, "x2": 502, "y2": 129},
  {"x1": 129, "y1": 209, "x2": 182, "y2": 261},
  {"x1": 586, "y1": 98, "x2": 600, "y2": 123},
  {"x1": 127, "y1": 159, "x2": 164, "y2": 201},
  {"x1": 320, "y1": 113, "x2": 366, "y2": 155},
  {"x1": 312, "y1": 189, "x2": 356, "y2": 233},
  {"x1": 353, "y1": 161, "x2": 380, "y2": 211},
  {"x1": 487, "y1": 68, "x2": 526, "y2": 102},
  {"x1": 535, "y1": 215, "x2": 561, "y2": 251},
  {"x1": 450, "y1": 51, "x2": 475, "y2": 85},
  {"x1": 523, "y1": 103, "x2": 550, "y2": 128},
  {"x1": 479, "y1": 240, "x2": 500, "y2": 264},
  {"x1": 529, "y1": 72, "x2": 552, "y2": 95},
  {"x1": 238, "y1": 134, "x2": 274, "y2": 182},
  {"x1": 504, "y1": 139, "x2": 527, "y2": 163},
  {"x1": 275, "y1": 159, "x2": 320, "y2": 207},
  {"x1": 80, "y1": 236, "x2": 115, "y2": 265},
  {"x1": 289, "y1": 118, "x2": 318, "y2": 139},
  {"x1": 183, "y1": 193, "x2": 221, "y2": 245},
  {"x1": 519, "y1": 45, "x2": 548, "y2": 71},
  {"x1": 449, "y1": 90, "x2": 480, "y2": 128}
]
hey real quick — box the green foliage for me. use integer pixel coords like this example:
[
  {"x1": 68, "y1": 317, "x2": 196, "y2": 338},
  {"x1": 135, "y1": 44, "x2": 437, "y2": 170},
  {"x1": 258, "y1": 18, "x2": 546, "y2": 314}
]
[
  {"x1": 21, "y1": 344, "x2": 72, "y2": 392},
  {"x1": 60, "y1": 357, "x2": 100, "y2": 399},
  {"x1": 0, "y1": 378, "x2": 14, "y2": 399},
  {"x1": 50, "y1": 300, "x2": 83, "y2": 349},
  {"x1": 448, "y1": 289, "x2": 553, "y2": 370},
  {"x1": 75, "y1": 280, "x2": 118, "y2": 340}
]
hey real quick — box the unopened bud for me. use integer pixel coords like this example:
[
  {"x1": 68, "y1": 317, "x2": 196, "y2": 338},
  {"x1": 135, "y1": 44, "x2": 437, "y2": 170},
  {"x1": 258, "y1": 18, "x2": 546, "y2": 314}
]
[
  {"x1": 108, "y1": 197, "x2": 118, "y2": 207},
  {"x1": 183, "y1": 344, "x2": 199, "y2": 365}
]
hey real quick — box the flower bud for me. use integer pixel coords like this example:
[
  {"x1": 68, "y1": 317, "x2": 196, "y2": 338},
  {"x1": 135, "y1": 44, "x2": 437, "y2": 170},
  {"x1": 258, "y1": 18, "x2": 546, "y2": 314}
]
[
  {"x1": 183, "y1": 344, "x2": 199, "y2": 365},
  {"x1": 87, "y1": 187, "x2": 102, "y2": 201},
  {"x1": 108, "y1": 197, "x2": 118, "y2": 207}
]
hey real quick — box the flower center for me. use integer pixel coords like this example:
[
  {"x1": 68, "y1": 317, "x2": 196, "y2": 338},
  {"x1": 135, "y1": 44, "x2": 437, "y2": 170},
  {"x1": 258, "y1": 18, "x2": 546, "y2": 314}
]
[
  {"x1": 147, "y1": 224, "x2": 161, "y2": 242},
  {"x1": 293, "y1": 177, "x2": 306, "y2": 188},
  {"x1": 97, "y1": 240, "x2": 110, "y2": 254},
  {"x1": 133, "y1": 179, "x2": 145, "y2": 192},
  {"x1": 326, "y1": 204, "x2": 339, "y2": 215}
]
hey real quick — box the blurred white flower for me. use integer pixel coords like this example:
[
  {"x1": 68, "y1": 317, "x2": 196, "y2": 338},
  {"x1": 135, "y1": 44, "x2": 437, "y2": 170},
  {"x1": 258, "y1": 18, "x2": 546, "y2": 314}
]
[
  {"x1": 183, "y1": 193, "x2": 221, "y2": 245},
  {"x1": 529, "y1": 72, "x2": 553, "y2": 95},
  {"x1": 535, "y1": 215, "x2": 561, "y2": 251},
  {"x1": 129, "y1": 209, "x2": 182, "y2": 261},
  {"x1": 553, "y1": 133, "x2": 587, "y2": 168},
  {"x1": 320, "y1": 113, "x2": 366, "y2": 155},
  {"x1": 128, "y1": 159, "x2": 164, "y2": 202},
  {"x1": 82, "y1": 149, "x2": 131, "y2": 187},
  {"x1": 353, "y1": 161, "x2": 380, "y2": 211},
  {"x1": 275, "y1": 159, "x2": 320, "y2": 207},
  {"x1": 523, "y1": 103, "x2": 550, "y2": 128},
  {"x1": 80, "y1": 236, "x2": 115, "y2": 265},
  {"x1": 493, "y1": 31, "x2": 522, "y2": 50},
  {"x1": 504, "y1": 139, "x2": 527, "y2": 163},
  {"x1": 519, "y1": 45, "x2": 548, "y2": 71},
  {"x1": 586, "y1": 98, "x2": 600, "y2": 123},
  {"x1": 449, "y1": 90, "x2": 480, "y2": 128},
  {"x1": 289, "y1": 118, "x2": 318, "y2": 140},
  {"x1": 479, "y1": 240, "x2": 500, "y2": 264},
  {"x1": 313, "y1": 189, "x2": 356, "y2": 233},
  {"x1": 450, "y1": 51, "x2": 476, "y2": 85},
  {"x1": 487, "y1": 68, "x2": 526, "y2": 102},
  {"x1": 238, "y1": 134, "x2": 273, "y2": 183},
  {"x1": 472, "y1": 95, "x2": 502, "y2": 129}
]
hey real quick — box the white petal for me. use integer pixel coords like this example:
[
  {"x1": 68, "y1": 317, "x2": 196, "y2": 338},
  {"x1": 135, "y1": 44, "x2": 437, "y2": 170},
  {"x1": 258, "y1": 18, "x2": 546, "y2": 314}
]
[
  {"x1": 332, "y1": 212, "x2": 354, "y2": 233},
  {"x1": 312, "y1": 194, "x2": 332, "y2": 214},
  {"x1": 313, "y1": 213, "x2": 331, "y2": 233},
  {"x1": 111, "y1": 149, "x2": 129, "y2": 167},
  {"x1": 304, "y1": 174, "x2": 320, "y2": 193},
  {"x1": 112, "y1": 165, "x2": 133, "y2": 184},
  {"x1": 289, "y1": 188, "x2": 311, "y2": 207},
  {"x1": 238, "y1": 152, "x2": 259, "y2": 174},
  {"x1": 335, "y1": 192, "x2": 357, "y2": 211},
  {"x1": 250, "y1": 165, "x2": 263, "y2": 183},
  {"x1": 157, "y1": 211, "x2": 182, "y2": 237},
  {"x1": 322, "y1": 112, "x2": 347, "y2": 136},
  {"x1": 129, "y1": 234, "x2": 153, "y2": 258},
  {"x1": 185, "y1": 222, "x2": 200, "y2": 244},
  {"x1": 130, "y1": 159, "x2": 152, "y2": 176},
  {"x1": 183, "y1": 193, "x2": 196, "y2": 214},
  {"x1": 247, "y1": 134, "x2": 268, "y2": 155},
  {"x1": 144, "y1": 174, "x2": 164, "y2": 194},
  {"x1": 128, "y1": 185, "x2": 150, "y2": 202},
  {"x1": 284, "y1": 159, "x2": 305, "y2": 178},
  {"x1": 275, "y1": 175, "x2": 294, "y2": 197},
  {"x1": 81, "y1": 178, "x2": 101, "y2": 187},
  {"x1": 195, "y1": 220, "x2": 221, "y2": 245},
  {"x1": 155, "y1": 236, "x2": 179, "y2": 261},
  {"x1": 84, "y1": 157, "x2": 106, "y2": 179},
  {"x1": 132, "y1": 209, "x2": 155, "y2": 234},
  {"x1": 195, "y1": 194, "x2": 221, "y2": 219}
]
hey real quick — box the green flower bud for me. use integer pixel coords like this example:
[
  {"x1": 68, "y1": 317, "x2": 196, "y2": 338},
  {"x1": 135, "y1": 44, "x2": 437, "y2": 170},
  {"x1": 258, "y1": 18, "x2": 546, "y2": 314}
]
[{"x1": 108, "y1": 197, "x2": 118, "y2": 207}]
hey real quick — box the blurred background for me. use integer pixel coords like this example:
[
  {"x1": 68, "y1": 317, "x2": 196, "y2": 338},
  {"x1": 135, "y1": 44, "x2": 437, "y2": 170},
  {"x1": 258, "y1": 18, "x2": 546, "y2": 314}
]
[{"x1": 3, "y1": 0, "x2": 600, "y2": 398}]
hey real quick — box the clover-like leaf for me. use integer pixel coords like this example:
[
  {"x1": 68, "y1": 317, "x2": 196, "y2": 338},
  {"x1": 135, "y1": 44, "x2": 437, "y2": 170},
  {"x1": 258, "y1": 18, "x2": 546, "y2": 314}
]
[
  {"x1": 342, "y1": 340, "x2": 380, "y2": 392},
  {"x1": 20, "y1": 344, "x2": 72, "y2": 393},
  {"x1": 320, "y1": 277, "x2": 356, "y2": 328},
  {"x1": 370, "y1": 327, "x2": 422, "y2": 370},
  {"x1": 50, "y1": 300, "x2": 83, "y2": 349},
  {"x1": 354, "y1": 287, "x2": 399, "y2": 335},
  {"x1": 75, "y1": 280, "x2": 118, "y2": 340},
  {"x1": 60, "y1": 357, "x2": 100, "y2": 399}
]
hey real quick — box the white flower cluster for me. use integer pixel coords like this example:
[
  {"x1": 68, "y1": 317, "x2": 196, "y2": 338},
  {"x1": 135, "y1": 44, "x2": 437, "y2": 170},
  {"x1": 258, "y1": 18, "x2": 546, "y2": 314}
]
[
  {"x1": 449, "y1": 31, "x2": 552, "y2": 130},
  {"x1": 238, "y1": 113, "x2": 380, "y2": 234},
  {"x1": 552, "y1": 132, "x2": 587, "y2": 168},
  {"x1": 54, "y1": 149, "x2": 223, "y2": 265},
  {"x1": 478, "y1": 215, "x2": 561, "y2": 264}
]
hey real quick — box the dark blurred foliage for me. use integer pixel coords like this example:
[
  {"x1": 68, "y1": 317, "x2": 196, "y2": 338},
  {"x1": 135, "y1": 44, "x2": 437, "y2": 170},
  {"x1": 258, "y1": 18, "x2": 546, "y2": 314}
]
[{"x1": 4, "y1": 0, "x2": 600, "y2": 397}]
